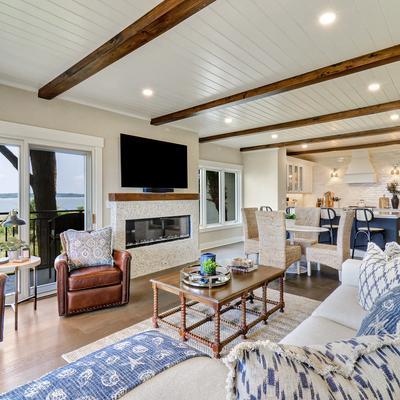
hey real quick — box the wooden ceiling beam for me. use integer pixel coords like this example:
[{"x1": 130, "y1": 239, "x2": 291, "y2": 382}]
[
  {"x1": 38, "y1": 0, "x2": 216, "y2": 99},
  {"x1": 199, "y1": 100, "x2": 400, "y2": 143},
  {"x1": 287, "y1": 140, "x2": 400, "y2": 156},
  {"x1": 240, "y1": 126, "x2": 400, "y2": 152},
  {"x1": 151, "y1": 44, "x2": 400, "y2": 125}
]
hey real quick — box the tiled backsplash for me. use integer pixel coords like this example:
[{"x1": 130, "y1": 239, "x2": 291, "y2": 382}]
[{"x1": 301, "y1": 150, "x2": 399, "y2": 208}]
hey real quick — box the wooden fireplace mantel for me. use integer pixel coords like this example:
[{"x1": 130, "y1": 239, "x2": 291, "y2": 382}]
[{"x1": 108, "y1": 193, "x2": 199, "y2": 202}]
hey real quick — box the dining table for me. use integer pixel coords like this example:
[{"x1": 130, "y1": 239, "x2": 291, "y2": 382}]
[{"x1": 285, "y1": 222, "x2": 329, "y2": 274}]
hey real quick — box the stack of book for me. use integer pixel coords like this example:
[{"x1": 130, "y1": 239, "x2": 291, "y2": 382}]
[{"x1": 229, "y1": 258, "x2": 258, "y2": 273}]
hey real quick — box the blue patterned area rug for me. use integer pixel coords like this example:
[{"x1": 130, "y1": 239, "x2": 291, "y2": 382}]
[{"x1": 0, "y1": 330, "x2": 205, "y2": 400}]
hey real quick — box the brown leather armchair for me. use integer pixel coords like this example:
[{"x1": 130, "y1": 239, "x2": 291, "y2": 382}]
[
  {"x1": 0, "y1": 274, "x2": 6, "y2": 341},
  {"x1": 55, "y1": 250, "x2": 131, "y2": 316}
]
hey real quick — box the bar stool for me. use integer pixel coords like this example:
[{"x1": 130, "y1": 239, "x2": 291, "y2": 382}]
[
  {"x1": 352, "y1": 208, "x2": 385, "y2": 258},
  {"x1": 260, "y1": 206, "x2": 272, "y2": 211},
  {"x1": 286, "y1": 207, "x2": 295, "y2": 215},
  {"x1": 321, "y1": 207, "x2": 339, "y2": 244}
]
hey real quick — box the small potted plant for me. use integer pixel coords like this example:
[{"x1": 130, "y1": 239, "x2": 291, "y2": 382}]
[
  {"x1": 201, "y1": 259, "x2": 218, "y2": 276},
  {"x1": 285, "y1": 211, "x2": 296, "y2": 227},
  {"x1": 0, "y1": 237, "x2": 26, "y2": 261},
  {"x1": 387, "y1": 181, "x2": 400, "y2": 209}
]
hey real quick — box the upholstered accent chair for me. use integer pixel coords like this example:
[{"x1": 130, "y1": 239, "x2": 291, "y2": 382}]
[
  {"x1": 306, "y1": 210, "x2": 354, "y2": 277},
  {"x1": 242, "y1": 208, "x2": 260, "y2": 262},
  {"x1": 256, "y1": 210, "x2": 301, "y2": 272},
  {"x1": 293, "y1": 207, "x2": 321, "y2": 255},
  {"x1": 0, "y1": 274, "x2": 6, "y2": 342},
  {"x1": 55, "y1": 250, "x2": 131, "y2": 316}
]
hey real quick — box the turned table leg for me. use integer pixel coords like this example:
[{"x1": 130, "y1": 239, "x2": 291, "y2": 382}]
[
  {"x1": 241, "y1": 292, "x2": 248, "y2": 338},
  {"x1": 262, "y1": 283, "x2": 268, "y2": 324},
  {"x1": 212, "y1": 304, "x2": 221, "y2": 359},
  {"x1": 279, "y1": 275, "x2": 285, "y2": 313},
  {"x1": 152, "y1": 283, "x2": 159, "y2": 328},
  {"x1": 179, "y1": 292, "x2": 187, "y2": 341}
]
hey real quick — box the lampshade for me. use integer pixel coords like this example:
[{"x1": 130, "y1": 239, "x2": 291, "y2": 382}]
[{"x1": 2, "y1": 210, "x2": 26, "y2": 227}]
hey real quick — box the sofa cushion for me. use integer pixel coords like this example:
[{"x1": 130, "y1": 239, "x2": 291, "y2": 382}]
[
  {"x1": 357, "y1": 285, "x2": 400, "y2": 336},
  {"x1": 341, "y1": 258, "x2": 362, "y2": 287},
  {"x1": 68, "y1": 265, "x2": 121, "y2": 291},
  {"x1": 225, "y1": 335, "x2": 400, "y2": 400},
  {"x1": 123, "y1": 357, "x2": 227, "y2": 400},
  {"x1": 358, "y1": 242, "x2": 400, "y2": 310},
  {"x1": 279, "y1": 316, "x2": 356, "y2": 346},
  {"x1": 312, "y1": 285, "x2": 367, "y2": 330},
  {"x1": 61, "y1": 227, "x2": 113, "y2": 270}
]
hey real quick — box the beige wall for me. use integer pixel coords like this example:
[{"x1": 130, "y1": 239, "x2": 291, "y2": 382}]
[
  {"x1": 0, "y1": 84, "x2": 199, "y2": 225},
  {"x1": 199, "y1": 143, "x2": 243, "y2": 249},
  {"x1": 243, "y1": 148, "x2": 287, "y2": 210}
]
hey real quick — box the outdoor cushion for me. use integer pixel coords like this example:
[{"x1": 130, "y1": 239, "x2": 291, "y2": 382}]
[
  {"x1": 358, "y1": 242, "x2": 400, "y2": 310},
  {"x1": 68, "y1": 265, "x2": 122, "y2": 291},
  {"x1": 225, "y1": 335, "x2": 400, "y2": 400},
  {"x1": 357, "y1": 285, "x2": 400, "y2": 336},
  {"x1": 60, "y1": 226, "x2": 113, "y2": 270}
]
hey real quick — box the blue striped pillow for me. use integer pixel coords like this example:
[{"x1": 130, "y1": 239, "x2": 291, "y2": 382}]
[{"x1": 357, "y1": 285, "x2": 400, "y2": 336}]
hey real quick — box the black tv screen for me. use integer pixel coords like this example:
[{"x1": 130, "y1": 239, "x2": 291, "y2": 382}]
[{"x1": 120, "y1": 134, "x2": 188, "y2": 189}]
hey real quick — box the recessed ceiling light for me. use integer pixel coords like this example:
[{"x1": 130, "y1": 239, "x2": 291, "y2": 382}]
[
  {"x1": 271, "y1": 134, "x2": 278, "y2": 139},
  {"x1": 319, "y1": 11, "x2": 336, "y2": 26},
  {"x1": 302, "y1": 144, "x2": 308, "y2": 149},
  {"x1": 390, "y1": 113, "x2": 400, "y2": 121},
  {"x1": 142, "y1": 88, "x2": 153, "y2": 97},
  {"x1": 224, "y1": 117, "x2": 233, "y2": 124},
  {"x1": 368, "y1": 83, "x2": 380, "y2": 92}
]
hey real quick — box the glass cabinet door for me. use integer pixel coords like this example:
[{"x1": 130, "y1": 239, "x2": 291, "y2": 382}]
[
  {"x1": 299, "y1": 166, "x2": 303, "y2": 192},
  {"x1": 293, "y1": 165, "x2": 298, "y2": 192},
  {"x1": 287, "y1": 165, "x2": 293, "y2": 192}
]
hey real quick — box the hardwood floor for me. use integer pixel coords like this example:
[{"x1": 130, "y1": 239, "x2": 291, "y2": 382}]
[{"x1": 0, "y1": 245, "x2": 340, "y2": 392}]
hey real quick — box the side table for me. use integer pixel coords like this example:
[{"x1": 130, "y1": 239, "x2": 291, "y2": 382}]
[{"x1": 0, "y1": 256, "x2": 41, "y2": 330}]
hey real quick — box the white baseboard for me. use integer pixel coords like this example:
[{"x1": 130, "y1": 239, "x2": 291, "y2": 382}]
[{"x1": 200, "y1": 236, "x2": 243, "y2": 251}]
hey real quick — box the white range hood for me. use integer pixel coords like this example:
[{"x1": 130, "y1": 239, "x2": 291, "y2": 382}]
[{"x1": 343, "y1": 150, "x2": 377, "y2": 184}]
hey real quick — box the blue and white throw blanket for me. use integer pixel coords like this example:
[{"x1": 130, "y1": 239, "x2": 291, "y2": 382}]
[{"x1": 0, "y1": 330, "x2": 205, "y2": 399}]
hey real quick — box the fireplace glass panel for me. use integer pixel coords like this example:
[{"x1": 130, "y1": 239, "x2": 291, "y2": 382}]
[{"x1": 126, "y1": 215, "x2": 190, "y2": 248}]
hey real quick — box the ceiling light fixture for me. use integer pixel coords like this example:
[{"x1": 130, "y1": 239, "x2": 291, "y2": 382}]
[
  {"x1": 319, "y1": 11, "x2": 336, "y2": 26},
  {"x1": 368, "y1": 83, "x2": 380, "y2": 92},
  {"x1": 271, "y1": 134, "x2": 278, "y2": 139},
  {"x1": 330, "y1": 168, "x2": 339, "y2": 178},
  {"x1": 390, "y1": 113, "x2": 400, "y2": 121},
  {"x1": 142, "y1": 88, "x2": 153, "y2": 97},
  {"x1": 224, "y1": 117, "x2": 233, "y2": 124},
  {"x1": 301, "y1": 144, "x2": 308, "y2": 149}
]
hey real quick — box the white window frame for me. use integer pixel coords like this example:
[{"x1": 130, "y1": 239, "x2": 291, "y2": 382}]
[{"x1": 199, "y1": 160, "x2": 242, "y2": 232}]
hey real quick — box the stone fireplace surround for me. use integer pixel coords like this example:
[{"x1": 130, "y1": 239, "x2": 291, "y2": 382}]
[{"x1": 109, "y1": 193, "x2": 199, "y2": 278}]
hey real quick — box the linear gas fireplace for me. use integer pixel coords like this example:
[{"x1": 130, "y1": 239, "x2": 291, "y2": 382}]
[{"x1": 126, "y1": 215, "x2": 191, "y2": 249}]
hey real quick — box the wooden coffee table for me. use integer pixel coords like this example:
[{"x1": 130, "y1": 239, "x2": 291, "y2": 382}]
[{"x1": 151, "y1": 265, "x2": 285, "y2": 358}]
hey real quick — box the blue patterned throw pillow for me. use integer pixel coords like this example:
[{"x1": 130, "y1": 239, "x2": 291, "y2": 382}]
[
  {"x1": 225, "y1": 335, "x2": 400, "y2": 400},
  {"x1": 60, "y1": 227, "x2": 113, "y2": 271},
  {"x1": 357, "y1": 285, "x2": 400, "y2": 336},
  {"x1": 358, "y1": 242, "x2": 400, "y2": 310}
]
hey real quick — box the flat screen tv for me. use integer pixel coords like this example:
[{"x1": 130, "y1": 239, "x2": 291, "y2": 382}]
[{"x1": 120, "y1": 134, "x2": 188, "y2": 189}]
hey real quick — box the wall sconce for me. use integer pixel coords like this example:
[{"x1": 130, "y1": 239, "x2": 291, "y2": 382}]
[
  {"x1": 391, "y1": 164, "x2": 400, "y2": 175},
  {"x1": 330, "y1": 168, "x2": 338, "y2": 178}
]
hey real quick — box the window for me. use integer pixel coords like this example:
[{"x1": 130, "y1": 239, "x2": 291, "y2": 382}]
[{"x1": 199, "y1": 164, "x2": 241, "y2": 229}]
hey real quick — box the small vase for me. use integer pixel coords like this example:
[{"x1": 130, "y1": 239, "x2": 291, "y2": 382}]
[
  {"x1": 8, "y1": 250, "x2": 19, "y2": 261},
  {"x1": 391, "y1": 194, "x2": 399, "y2": 209}
]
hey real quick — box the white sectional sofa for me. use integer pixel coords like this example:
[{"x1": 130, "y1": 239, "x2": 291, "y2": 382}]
[{"x1": 126, "y1": 258, "x2": 364, "y2": 400}]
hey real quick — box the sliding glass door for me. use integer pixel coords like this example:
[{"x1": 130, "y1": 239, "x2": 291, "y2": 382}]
[{"x1": 28, "y1": 147, "x2": 92, "y2": 291}]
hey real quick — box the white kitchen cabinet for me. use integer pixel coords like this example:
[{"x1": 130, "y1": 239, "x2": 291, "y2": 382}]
[{"x1": 287, "y1": 158, "x2": 313, "y2": 193}]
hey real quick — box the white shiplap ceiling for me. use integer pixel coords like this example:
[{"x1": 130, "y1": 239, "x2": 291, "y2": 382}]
[{"x1": 1, "y1": 0, "x2": 400, "y2": 149}]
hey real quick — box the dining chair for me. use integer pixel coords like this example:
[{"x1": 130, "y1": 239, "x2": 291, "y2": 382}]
[
  {"x1": 351, "y1": 208, "x2": 385, "y2": 258},
  {"x1": 320, "y1": 207, "x2": 338, "y2": 244},
  {"x1": 292, "y1": 207, "x2": 321, "y2": 255},
  {"x1": 241, "y1": 208, "x2": 260, "y2": 263},
  {"x1": 256, "y1": 210, "x2": 301, "y2": 273},
  {"x1": 306, "y1": 210, "x2": 354, "y2": 278}
]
